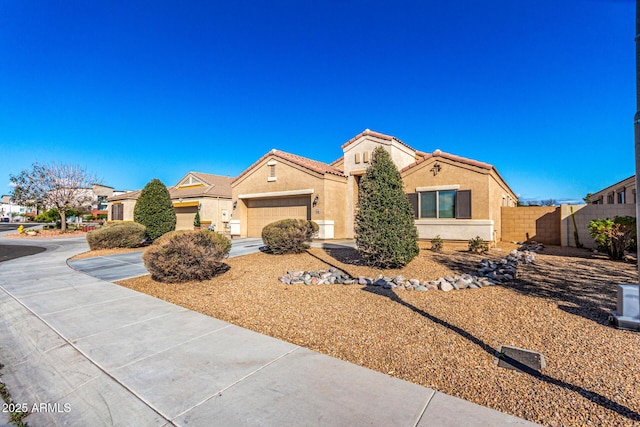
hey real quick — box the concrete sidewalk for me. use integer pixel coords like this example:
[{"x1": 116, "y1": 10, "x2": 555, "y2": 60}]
[{"x1": 0, "y1": 237, "x2": 539, "y2": 426}]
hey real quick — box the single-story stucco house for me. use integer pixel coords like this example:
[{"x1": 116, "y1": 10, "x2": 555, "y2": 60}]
[
  {"x1": 230, "y1": 129, "x2": 517, "y2": 242},
  {"x1": 107, "y1": 172, "x2": 233, "y2": 232}
]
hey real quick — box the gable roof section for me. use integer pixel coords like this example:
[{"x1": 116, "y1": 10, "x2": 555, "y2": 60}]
[
  {"x1": 232, "y1": 149, "x2": 346, "y2": 184},
  {"x1": 174, "y1": 172, "x2": 233, "y2": 198},
  {"x1": 402, "y1": 149, "x2": 493, "y2": 172},
  {"x1": 341, "y1": 129, "x2": 416, "y2": 152},
  {"x1": 107, "y1": 173, "x2": 233, "y2": 202},
  {"x1": 403, "y1": 149, "x2": 516, "y2": 197}
]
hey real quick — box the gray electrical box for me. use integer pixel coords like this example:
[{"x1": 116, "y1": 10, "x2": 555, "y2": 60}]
[{"x1": 611, "y1": 284, "x2": 640, "y2": 331}]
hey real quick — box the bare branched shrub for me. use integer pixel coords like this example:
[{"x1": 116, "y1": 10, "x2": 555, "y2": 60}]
[{"x1": 143, "y1": 230, "x2": 231, "y2": 283}]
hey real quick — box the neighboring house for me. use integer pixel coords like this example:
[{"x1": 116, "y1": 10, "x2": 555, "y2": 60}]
[
  {"x1": 107, "y1": 172, "x2": 233, "y2": 232},
  {"x1": 231, "y1": 129, "x2": 517, "y2": 241},
  {"x1": 0, "y1": 195, "x2": 35, "y2": 221},
  {"x1": 92, "y1": 184, "x2": 118, "y2": 217},
  {"x1": 590, "y1": 175, "x2": 636, "y2": 205}
]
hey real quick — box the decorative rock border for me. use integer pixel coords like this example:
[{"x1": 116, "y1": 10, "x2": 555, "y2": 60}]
[{"x1": 279, "y1": 248, "x2": 539, "y2": 291}]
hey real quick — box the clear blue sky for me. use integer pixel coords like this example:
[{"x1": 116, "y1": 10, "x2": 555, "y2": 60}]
[{"x1": 0, "y1": 0, "x2": 635, "y2": 203}]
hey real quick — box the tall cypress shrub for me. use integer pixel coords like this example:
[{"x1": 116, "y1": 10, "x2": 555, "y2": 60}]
[
  {"x1": 355, "y1": 146, "x2": 419, "y2": 267},
  {"x1": 134, "y1": 178, "x2": 176, "y2": 241}
]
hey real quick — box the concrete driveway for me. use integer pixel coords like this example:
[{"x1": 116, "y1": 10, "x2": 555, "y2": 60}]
[{"x1": 68, "y1": 238, "x2": 265, "y2": 282}]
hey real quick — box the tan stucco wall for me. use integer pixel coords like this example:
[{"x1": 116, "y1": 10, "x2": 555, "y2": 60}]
[
  {"x1": 108, "y1": 197, "x2": 232, "y2": 232},
  {"x1": 401, "y1": 157, "x2": 491, "y2": 219},
  {"x1": 320, "y1": 175, "x2": 348, "y2": 238},
  {"x1": 231, "y1": 155, "x2": 348, "y2": 238},
  {"x1": 107, "y1": 200, "x2": 137, "y2": 222},
  {"x1": 342, "y1": 135, "x2": 416, "y2": 177},
  {"x1": 487, "y1": 170, "x2": 518, "y2": 241},
  {"x1": 173, "y1": 197, "x2": 233, "y2": 232}
]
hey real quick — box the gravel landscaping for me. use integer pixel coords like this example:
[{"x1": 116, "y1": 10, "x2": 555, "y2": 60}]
[{"x1": 117, "y1": 242, "x2": 640, "y2": 426}]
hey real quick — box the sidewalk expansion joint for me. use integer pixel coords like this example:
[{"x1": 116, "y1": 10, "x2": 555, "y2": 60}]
[
  {"x1": 0, "y1": 284, "x2": 178, "y2": 426},
  {"x1": 173, "y1": 345, "x2": 302, "y2": 421},
  {"x1": 414, "y1": 389, "x2": 437, "y2": 427}
]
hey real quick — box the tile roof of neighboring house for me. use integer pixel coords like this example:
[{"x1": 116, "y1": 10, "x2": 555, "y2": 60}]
[
  {"x1": 402, "y1": 149, "x2": 493, "y2": 172},
  {"x1": 173, "y1": 172, "x2": 233, "y2": 198},
  {"x1": 107, "y1": 190, "x2": 142, "y2": 202},
  {"x1": 232, "y1": 149, "x2": 347, "y2": 184},
  {"x1": 107, "y1": 173, "x2": 233, "y2": 202},
  {"x1": 341, "y1": 129, "x2": 416, "y2": 152}
]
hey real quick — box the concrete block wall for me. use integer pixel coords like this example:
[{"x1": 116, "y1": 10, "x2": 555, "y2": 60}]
[
  {"x1": 560, "y1": 204, "x2": 637, "y2": 249},
  {"x1": 501, "y1": 206, "x2": 561, "y2": 245}
]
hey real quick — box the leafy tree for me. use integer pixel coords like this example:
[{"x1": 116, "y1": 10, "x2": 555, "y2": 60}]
[
  {"x1": 10, "y1": 163, "x2": 98, "y2": 231},
  {"x1": 133, "y1": 178, "x2": 176, "y2": 241},
  {"x1": 355, "y1": 146, "x2": 419, "y2": 267},
  {"x1": 583, "y1": 193, "x2": 593, "y2": 204}
]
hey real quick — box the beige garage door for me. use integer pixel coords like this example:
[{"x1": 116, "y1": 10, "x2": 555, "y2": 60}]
[
  {"x1": 175, "y1": 206, "x2": 198, "y2": 230},
  {"x1": 247, "y1": 197, "x2": 310, "y2": 237}
]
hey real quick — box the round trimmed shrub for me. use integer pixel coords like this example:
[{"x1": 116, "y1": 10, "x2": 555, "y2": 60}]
[
  {"x1": 86, "y1": 222, "x2": 147, "y2": 250},
  {"x1": 143, "y1": 230, "x2": 231, "y2": 283},
  {"x1": 262, "y1": 219, "x2": 316, "y2": 254}
]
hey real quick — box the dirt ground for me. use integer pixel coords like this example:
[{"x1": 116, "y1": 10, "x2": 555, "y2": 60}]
[{"x1": 118, "y1": 242, "x2": 640, "y2": 427}]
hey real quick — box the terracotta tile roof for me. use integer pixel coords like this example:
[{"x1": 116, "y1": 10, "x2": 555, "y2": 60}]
[
  {"x1": 232, "y1": 149, "x2": 347, "y2": 184},
  {"x1": 341, "y1": 129, "x2": 416, "y2": 152},
  {"x1": 402, "y1": 149, "x2": 493, "y2": 172}
]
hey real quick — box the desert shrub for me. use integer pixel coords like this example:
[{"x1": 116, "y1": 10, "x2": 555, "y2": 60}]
[
  {"x1": 143, "y1": 230, "x2": 231, "y2": 283},
  {"x1": 86, "y1": 222, "x2": 147, "y2": 250},
  {"x1": 134, "y1": 178, "x2": 176, "y2": 241},
  {"x1": 468, "y1": 236, "x2": 489, "y2": 254},
  {"x1": 35, "y1": 208, "x2": 60, "y2": 223},
  {"x1": 588, "y1": 216, "x2": 636, "y2": 260},
  {"x1": 431, "y1": 235, "x2": 444, "y2": 252},
  {"x1": 262, "y1": 219, "x2": 316, "y2": 254},
  {"x1": 355, "y1": 147, "x2": 419, "y2": 268}
]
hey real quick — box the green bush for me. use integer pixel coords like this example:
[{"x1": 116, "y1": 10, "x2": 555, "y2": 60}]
[
  {"x1": 193, "y1": 211, "x2": 201, "y2": 227},
  {"x1": 588, "y1": 216, "x2": 636, "y2": 260},
  {"x1": 143, "y1": 230, "x2": 231, "y2": 283},
  {"x1": 35, "y1": 208, "x2": 61, "y2": 223},
  {"x1": 468, "y1": 236, "x2": 489, "y2": 254},
  {"x1": 86, "y1": 222, "x2": 147, "y2": 250},
  {"x1": 134, "y1": 178, "x2": 176, "y2": 241},
  {"x1": 355, "y1": 147, "x2": 419, "y2": 268},
  {"x1": 431, "y1": 235, "x2": 444, "y2": 252},
  {"x1": 262, "y1": 219, "x2": 317, "y2": 254}
]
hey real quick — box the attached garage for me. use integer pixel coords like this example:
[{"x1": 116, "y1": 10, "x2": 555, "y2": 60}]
[
  {"x1": 174, "y1": 202, "x2": 199, "y2": 230},
  {"x1": 246, "y1": 196, "x2": 310, "y2": 237}
]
